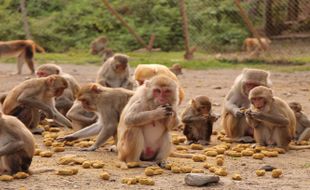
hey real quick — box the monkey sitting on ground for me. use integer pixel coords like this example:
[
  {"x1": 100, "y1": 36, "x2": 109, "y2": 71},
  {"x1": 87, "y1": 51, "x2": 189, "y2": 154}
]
[
  {"x1": 0, "y1": 40, "x2": 45, "y2": 75},
  {"x1": 0, "y1": 111, "x2": 35, "y2": 175},
  {"x1": 289, "y1": 102, "x2": 310, "y2": 142},
  {"x1": 96, "y1": 53, "x2": 133, "y2": 90},
  {"x1": 134, "y1": 64, "x2": 185, "y2": 104},
  {"x1": 36, "y1": 63, "x2": 80, "y2": 115},
  {"x1": 242, "y1": 37, "x2": 271, "y2": 55},
  {"x1": 2, "y1": 75, "x2": 72, "y2": 134},
  {"x1": 221, "y1": 68, "x2": 272, "y2": 143},
  {"x1": 169, "y1": 64, "x2": 183, "y2": 76},
  {"x1": 90, "y1": 36, "x2": 114, "y2": 62},
  {"x1": 117, "y1": 75, "x2": 179, "y2": 167},
  {"x1": 182, "y1": 96, "x2": 219, "y2": 145},
  {"x1": 57, "y1": 83, "x2": 134, "y2": 151}
]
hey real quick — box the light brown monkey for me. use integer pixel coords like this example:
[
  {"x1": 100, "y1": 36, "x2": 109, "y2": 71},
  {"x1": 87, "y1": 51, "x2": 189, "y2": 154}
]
[
  {"x1": 134, "y1": 64, "x2": 185, "y2": 104},
  {"x1": 289, "y1": 102, "x2": 310, "y2": 142},
  {"x1": 169, "y1": 64, "x2": 183, "y2": 76},
  {"x1": 36, "y1": 63, "x2": 80, "y2": 115},
  {"x1": 221, "y1": 68, "x2": 272, "y2": 143},
  {"x1": 57, "y1": 83, "x2": 134, "y2": 151},
  {"x1": 96, "y1": 53, "x2": 133, "y2": 90},
  {"x1": 245, "y1": 86, "x2": 295, "y2": 150},
  {"x1": 90, "y1": 36, "x2": 114, "y2": 61},
  {"x1": 117, "y1": 75, "x2": 179, "y2": 167},
  {"x1": 2, "y1": 75, "x2": 72, "y2": 133},
  {"x1": 242, "y1": 37, "x2": 271, "y2": 54},
  {"x1": 0, "y1": 112, "x2": 35, "y2": 175},
  {"x1": 182, "y1": 96, "x2": 219, "y2": 145},
  {"x1": 0, "y1": 40, "x2": 45, "y2": 74}
]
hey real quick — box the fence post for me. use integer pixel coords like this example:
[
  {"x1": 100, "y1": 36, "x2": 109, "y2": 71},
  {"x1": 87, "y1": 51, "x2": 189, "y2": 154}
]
[
  {"x1": 20, "y1": 0, "x2": 32, "y2": 40},
  {"x1": 101, "y1": 0, "x2": 150, "y2": 51}
]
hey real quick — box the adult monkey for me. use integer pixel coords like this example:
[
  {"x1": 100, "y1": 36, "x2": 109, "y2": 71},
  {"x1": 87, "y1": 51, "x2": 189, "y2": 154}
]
[
  {"x1": 2, "y1": 75, "x2": 72, "y2": 133},
  {"x1": 221, "y1": 68, "x2": 272, "y2": 143},
  {"x1": 117, "y1": 75, "x2": 179, "y2": 167},
  {"x1": 0, "y1": 111, "x2": 35, "y2": 175},
  {"x1": 96, "y1": 53, "x2": 134, "y2": 90},
  {"x1": 57, "y1": 83, "x2": 134, "y2": 151},
  {"x1": 0, "y1": 40, "x2": 45, "y2": 75},
  {"x1": 36, "y1": 63, "x2": 80, "y2": 115},
  {"x1": 134, "y1": 64, "x2": 185, "y2": 104}
]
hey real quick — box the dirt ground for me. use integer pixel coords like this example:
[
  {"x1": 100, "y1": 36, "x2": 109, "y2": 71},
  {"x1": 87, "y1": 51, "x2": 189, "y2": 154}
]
[{"x1": 1, "y1": 62, "x2": 310, "y2": 190}]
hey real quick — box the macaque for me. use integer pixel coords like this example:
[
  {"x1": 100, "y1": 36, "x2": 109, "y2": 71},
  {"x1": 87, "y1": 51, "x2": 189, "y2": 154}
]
[
  {"x1": 245, "y1": 86, "x2": 295, "y2": 150},
  {"x1": 117, "y1": 75, "x2": 179, "y2": 166},
  {"x1": 221, "y1": 68, "x2": 272, "y2": 143},
  {"x1": 90, "y1": 36, "x2": 114, "y2": 61},
  {"x1": 96, "y1": 53, "x2": 133, "y2": 90},
  {"x1": 0, "y1": 40, "x2": 45, "y2": 74},
  {"x1": 182, "y1": 96, "x2": 218, "y2": 145},
  {"x1": 243, "y1": 37, "x2": 271, "y2": 54},
  {"x1": 134, "y1": 64, "x2": 185, "y2": 104},
  {"x1": 169, "y1": 64, "x2": 183, "y2": 76},
  {"x1": 2, "y1": 75, "x2": 72, "y2": 133},
  {"x1": 289, "y1": 102, "x2": 310, "y2": 142},
  {"x1": 57, "y1": 83, "x2": 134, "y2": 151},
  {"x1": 36, "y1": 63, "x2": 80, "y2": 115},
  {"x1": 0, "y1": 112, "x2": 35, "y2": 175}
]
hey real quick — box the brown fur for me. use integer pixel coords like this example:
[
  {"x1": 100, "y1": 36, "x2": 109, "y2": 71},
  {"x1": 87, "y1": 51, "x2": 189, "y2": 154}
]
[{"x1": 289, "y1": 102, "x2": 310, "y2": 142}]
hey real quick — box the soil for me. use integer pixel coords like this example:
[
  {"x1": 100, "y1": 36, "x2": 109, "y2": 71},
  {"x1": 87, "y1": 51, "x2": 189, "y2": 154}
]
[{"x1": 1, "y1": 63, "x2": 310, "y2": 190}]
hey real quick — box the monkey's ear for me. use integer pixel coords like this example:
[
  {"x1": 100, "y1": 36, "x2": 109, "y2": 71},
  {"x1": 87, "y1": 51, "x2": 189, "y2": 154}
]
[
  {"x1": 46, "y1": 76, "x2": 56, "y2": 86},
  {"x1": 191, "y1": 99, "x2": 197, "y2": 108},
  {"x1": 90, "y1": 84, "x2": 102, "y2": 94}
]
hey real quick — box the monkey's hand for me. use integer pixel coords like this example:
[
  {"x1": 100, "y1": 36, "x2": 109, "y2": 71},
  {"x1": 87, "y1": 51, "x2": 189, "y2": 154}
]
[
  {"x1": 233, "y1": 108, "x2": 244, "y2": 118},
  {"x1": 57, "y1": 135, "x2": 78, "y2": 142},
  {"x1": 154, "y1": 105, "x2": 174, "y2": 119},
  {"x1": 80, "y1": 145, "x2": 98, "y2": 151}
]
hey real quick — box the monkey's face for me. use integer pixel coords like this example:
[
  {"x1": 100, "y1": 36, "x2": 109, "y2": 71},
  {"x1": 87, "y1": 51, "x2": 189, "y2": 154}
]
[
  {"x1": 53, "y1": 79, "x2": 68, "y2": 97},
  {"x1": 114, "y1": 62, "x2": 127, "y2": 73},
  {"x1": 152, "y1": 86, "x2": 173, "y2": 106},
  {"x1": 243, "y1": 82, "x2": 259, "y2": 96},
  {"x1": 289, "y1": 102, "x2": 302, "y2": 113},
  {"x1": 37, "y1": 69, "x2": 54, "y2": 77},
  {"x1": 251, "y1": 97, "x2": 265, "y2": 111},
  {"x1": 196, "y1": 104, "x2": 210, "y2": 115}
]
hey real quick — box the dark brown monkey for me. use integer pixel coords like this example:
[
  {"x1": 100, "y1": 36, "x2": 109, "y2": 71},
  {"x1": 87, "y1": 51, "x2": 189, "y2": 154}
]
[
  {"x1": 96, "y1": 53, "x2": 133, "y2": 90},
  {"x1": 57, "y1": 83, "x2": 134, "y2": 151},
  {"x1": 2, "y1": 75, "x2": 72, "y2": 133},
  {"x1": 36, "y1": 63, "x2": 80, "y2": 115},
  {"x1": 169, "y1": 64, "x2": 183, "y2": 76},
  {"x1": 0, "y1": 112, "x2": 35, "y2": 175},
  {"x1": 0, "y1": 40, "x2": 45, "y2": 74},
  {"x1": 221, "y1": 68, "x2": 272, "y2": 143},
  {"x1": 117, "y1": 75, "x2": 179, "y2": 167},
  {"x1": 182, "y1": 96, "x2": 219, "y2": 145},
  {"x1": 289, "y1": 102, "x2": 310, "y2": 142}
]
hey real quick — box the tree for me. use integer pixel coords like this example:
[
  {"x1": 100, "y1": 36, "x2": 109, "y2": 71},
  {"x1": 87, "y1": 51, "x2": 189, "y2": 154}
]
[{"x1": 20, "y1": 0, "x2": 32, "y2": 39}]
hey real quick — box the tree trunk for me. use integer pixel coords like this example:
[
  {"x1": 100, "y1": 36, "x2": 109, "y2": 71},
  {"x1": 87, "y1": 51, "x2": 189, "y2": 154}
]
[
  {"x1": 287, "y1": 0, "x2": 299, "y2": 21},
  {"x1": 264, "y1": 0, "x2": 274, "y2": 36},
  {"x1": 20, "y1": 0, "x2": 32, "y2": 39}
]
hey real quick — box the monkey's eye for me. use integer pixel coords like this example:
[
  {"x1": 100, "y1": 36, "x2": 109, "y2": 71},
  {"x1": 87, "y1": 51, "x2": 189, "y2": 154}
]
[{"x1": 153, "y1": 88, "x2": 161, "y2": 95}]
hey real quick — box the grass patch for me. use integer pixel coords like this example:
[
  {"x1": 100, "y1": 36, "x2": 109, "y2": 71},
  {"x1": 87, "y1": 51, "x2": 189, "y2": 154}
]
[
  {"x1": 302, "y1": 163, "x2": 310, "y2": 168},
  {"x1": 1, "y1": 51, "x2": 309, "y2": 72}
]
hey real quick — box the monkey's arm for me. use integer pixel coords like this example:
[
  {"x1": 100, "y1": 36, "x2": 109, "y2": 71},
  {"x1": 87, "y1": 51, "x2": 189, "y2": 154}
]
[
  {"x1": 66, "y1": 104, "x2": 97, "y2": 123},
  {"x1": 298, "y1": 114, "x2": 310, "y2": 128},
  {"x1": 0, "y1": 128, "x2": 24, "y2": 156},
  {"x1": 181, "y1": 109, "x2": 206, "y2": 123},
  {"x1": 224, "y1": 93, "x2": 244, "y2": 117},
  {"x1": 298, "y1": 128, "x2": 310, "y2": 142},
  {"x1": 250, "y1": 112, "x2": 289, "y2": 126}
]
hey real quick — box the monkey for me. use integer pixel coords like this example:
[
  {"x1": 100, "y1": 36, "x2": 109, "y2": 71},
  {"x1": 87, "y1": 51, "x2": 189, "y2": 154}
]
[
  {"x1": 90, "y1": 36, "x2": 114, "y2": 61},
  {"x1": 0, "y1": 40, "x2": 45, "y2": 75},
  {"x1": 242, "y1": 37, "x2": 271, "y2": 55},
  {"x1": 134, "y1": 64, "x2": 185, "y2": 104},
  {"x1": 289, "y1": 102, "x2": 310, "y2": 142},
  {"x1": 36, "y1": 63, "x2": 80, "y2": 115},
  {"x1": 96, "y1": 53, "x2": 134, "y2": 90},
  {"x1": 221, "y1": 68, "x2": 272, "y2": 143},
  {"x1": 0, "y1": 111, "x2": 35, "y2": 175},
  {"x1": 57, "y1": 83, "x2": 134, "y2": 151},
  {"x1": 2, "y1": 75, "x2": 72, "y2": 134},
  {"x1": 181, "y1": 96, "x2": 219, "y2": 145},
  {"x1": 169, "y1": 64, "x2": 183, "y2": 76},
  {"x1": 117, "y1": 75, "x2": 179, "y2": 167}
]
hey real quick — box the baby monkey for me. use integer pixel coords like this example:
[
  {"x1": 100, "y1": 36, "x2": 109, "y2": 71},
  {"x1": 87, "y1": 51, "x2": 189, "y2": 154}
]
[
  {"x1": 181, "y1": 95, "x2": 219, "y2": 145},
  {"x1": 289, "y1": 102, "x2": 310, "y2": 142}
]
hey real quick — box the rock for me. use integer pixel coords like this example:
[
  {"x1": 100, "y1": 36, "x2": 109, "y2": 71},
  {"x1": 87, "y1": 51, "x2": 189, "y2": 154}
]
[
  {"x1": 184, "y1": 173, "x2": 220, "y2": 187},
  {"x1": 260, "y1": 165, "x2": 276, "y2": 172}
]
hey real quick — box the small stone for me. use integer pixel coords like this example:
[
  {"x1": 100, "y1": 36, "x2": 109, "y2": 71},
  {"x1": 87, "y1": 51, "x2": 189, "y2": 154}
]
[
  {"x1": 184, "y1": 173, "x2": 220, "y2": 187},
  {"x1": 260, "y1": 165, "x2": 276, "y2": 172}
]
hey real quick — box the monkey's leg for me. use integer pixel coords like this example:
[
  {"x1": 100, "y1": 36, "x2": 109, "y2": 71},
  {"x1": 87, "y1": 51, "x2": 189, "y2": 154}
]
[
  {"x1": 24, "y1": 45, "x2": 35, "y2": 74},
  {"x1": 29, "y1": 108, "x2": 44, "y2": 134},
  {"x1": 68, "y1": 122, "x2": 101, "y2": 139},
  {"x1": 253, "y1": 126, "x2": 269, "y2": 146},
  {"x1": 273, "y1": 127, "x2": 290, "y2": 150},
  {"x1": 298, "y1": 128, "x2": 310, "y2": 142},
  {"x1": 16, "y1": 54, "x2": 24, "y2": 75},
  {"x1": 155, "y1": 132, "x2": 172, "y2": 161}
]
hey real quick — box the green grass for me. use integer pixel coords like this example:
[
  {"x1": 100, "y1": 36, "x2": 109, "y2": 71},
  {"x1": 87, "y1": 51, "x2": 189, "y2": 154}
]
[{"x1": 1, "y1": 51, "x2": 309, "y2": 72}]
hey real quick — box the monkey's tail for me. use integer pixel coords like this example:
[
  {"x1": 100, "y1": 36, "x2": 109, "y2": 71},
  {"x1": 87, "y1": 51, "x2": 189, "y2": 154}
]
[
  {"x1": 34, "y1": 43, "x2": 45, "y2": 53},
  {"x1": 289, "y1": 144, "x2": 310, "y2": 150},
  {"x1": 169, "y1": 152, "x2": 193, "y2": 159},
  {"x1": 30, "y1": 168, "x2": 55, "y2": 174}
]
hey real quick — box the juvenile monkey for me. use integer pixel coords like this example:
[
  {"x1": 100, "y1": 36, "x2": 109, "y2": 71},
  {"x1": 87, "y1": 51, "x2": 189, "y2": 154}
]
[
  {"x1": 169, "y1": 64, "x2": 183, "y2": 76},
  {"x1": 134, "y1": 64, "x2": 185, "y2": 104},
  {"x1": 0, "y1": 40, "x2": 45, "y2": 74},
  {"x1": 96, "y1": 53, "x2": 133, "y2": 90},
  {"x1": 245, "y1": 86, "x2": 295, "y2": 150},
  {"x1": 221, "y1": 68, "x2": 272, "y2": 143},
  {"x1": 117, "y1": 75, "x2": 179, "y2": 166},
  {"x1": 36, "y1": 63, "x2": 80, "y2": 115},
  {"x1": 242, "y1": 37, "x2": 271, "y2": 54},
  {"x1": 2, "y1": 75, "x2": 72, "y2": 133},
  {"x1": 0, "y1": 112, "x2": 35, "y2": 175},
  {"x1": 57, "y1": 83, "x2": 134, "y2": 151},
  {"x1": 289, "y1": 102, "x2": 310, "y2": 142},
  {"x1": 182, "y1": 96, "x2": 218, "y2": 145},
  {"x1": 90, "y1": 36, "x2": 114, "y2": 61}
]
